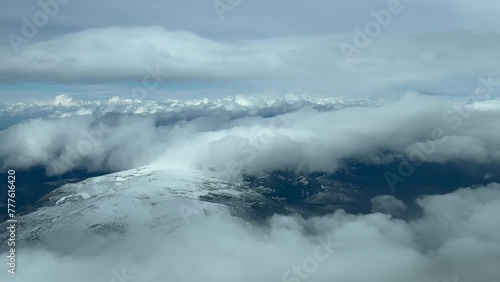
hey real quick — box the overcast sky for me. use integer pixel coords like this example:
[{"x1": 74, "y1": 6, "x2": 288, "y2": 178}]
[
  {"x1": 1, "y1": 3, "x2": 500, "y2": 281},
  {"x1": 1, "y1": 0, "x2": 500, "y2": 101}
]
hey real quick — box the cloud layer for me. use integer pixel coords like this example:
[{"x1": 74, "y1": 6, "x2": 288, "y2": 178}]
[
  {"x1": 1, "y1": 93, "x2": 500, "y2": 180},
  {"x1": 1, "y1": 26, "x2": 500, "y2": 96},
  {"x1": 1, "y1": 183, "x2": 499, "y2": 281}
]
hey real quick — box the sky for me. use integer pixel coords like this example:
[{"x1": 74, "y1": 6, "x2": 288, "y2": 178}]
[
  {"x1": 2, "y1": 2, "x2": 500, "y2": 281},
  {"x1": 1, "y1": 0, "x2": 500, "y2": 101}
]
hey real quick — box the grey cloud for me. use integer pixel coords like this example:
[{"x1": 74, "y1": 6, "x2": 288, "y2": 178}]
[
  {"x1": 1, "y1": 183, "x2": 499, "y2": 281},
  {"x1": 2, "y1": 0, "x2": 500, "y2": 43},
  {"x1": 1, "y1": 27, "x2": 500, "y2": 96},
  {"x1": 0, "y1": 27, "x2": 500, "y2": 87},
  {"x1": 2, "y1": 0, "x2": 500, "y2": 99},
  {"x1": 1, "y1": 94, "x2": 500, "y2": 179},
  {"x1": 371, "y1": 195, "x2": 406, "y2": 216}
]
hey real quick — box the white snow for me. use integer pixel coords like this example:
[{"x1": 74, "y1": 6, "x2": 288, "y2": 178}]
[{"x1": 12, "y1": 166, "x2": 255, "y2": 241}]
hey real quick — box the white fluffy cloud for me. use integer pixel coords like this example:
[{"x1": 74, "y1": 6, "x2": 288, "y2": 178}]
[
  {"x1": 1, "y1": 183, "x2": 499, "y2": 282},
  {"x1": 1, "y1": 26, "x2": 500, "y2": 95},
  {"x1": 1, "y1": 93, "x2": 500, "y2": 179}
]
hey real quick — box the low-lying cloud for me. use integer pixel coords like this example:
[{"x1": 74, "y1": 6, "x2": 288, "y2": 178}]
[
  {"x1": 1, "y1": 183, "x2": 499, "y2": 281},
  {"x1": 1, "y1": 93, "x2": 500, "y2": 181}
]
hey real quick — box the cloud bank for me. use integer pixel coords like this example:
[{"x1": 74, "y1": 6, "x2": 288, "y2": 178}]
[
  {"x1": 1, "y1": 93, "x2": 500, "y2": 180},
  {"x1": 1, "y1": 183, "x2": 499, "y2": 282}
]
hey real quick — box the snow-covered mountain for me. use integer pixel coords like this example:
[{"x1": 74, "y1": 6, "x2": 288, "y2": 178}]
[
  {"x1": 0, "y1": 166, "x2": 265, "y2": 244},
  {"x1": 2, "y1": 158, "x2": 499, "y2": 247}
]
